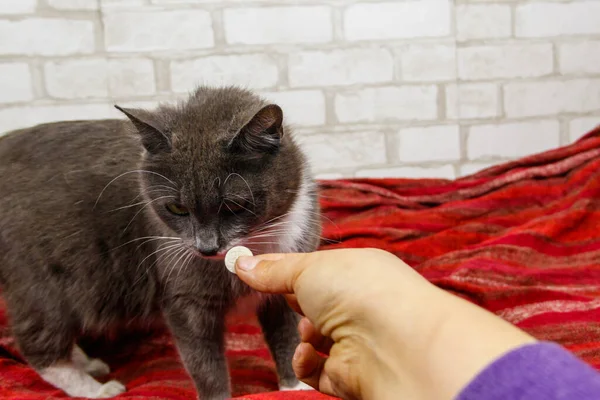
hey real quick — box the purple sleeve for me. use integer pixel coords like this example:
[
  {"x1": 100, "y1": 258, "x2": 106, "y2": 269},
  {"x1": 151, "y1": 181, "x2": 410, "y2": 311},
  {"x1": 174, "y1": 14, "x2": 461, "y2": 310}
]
[{"x1": 457, "y1": 342, "x2": 600, "y2": 400}]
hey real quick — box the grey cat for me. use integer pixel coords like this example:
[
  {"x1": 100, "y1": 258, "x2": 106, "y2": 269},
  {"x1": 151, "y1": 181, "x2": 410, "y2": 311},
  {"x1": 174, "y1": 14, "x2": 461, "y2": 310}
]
[{"x1": 0, "y1": 86, "x2": 321, "y2": 399}]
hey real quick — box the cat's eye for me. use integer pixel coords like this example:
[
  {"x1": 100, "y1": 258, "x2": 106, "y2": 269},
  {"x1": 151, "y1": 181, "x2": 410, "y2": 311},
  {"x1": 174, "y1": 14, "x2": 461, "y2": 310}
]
[{"x1": 166, "y1": 203, "x2": 189, "y2": 216}]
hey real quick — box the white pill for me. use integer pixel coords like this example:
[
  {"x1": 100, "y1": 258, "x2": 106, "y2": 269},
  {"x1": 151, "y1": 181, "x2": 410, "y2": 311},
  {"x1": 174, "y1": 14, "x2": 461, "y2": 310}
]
[{"x1": 224, "y1": 246, "x2": 253, "y2": 274}]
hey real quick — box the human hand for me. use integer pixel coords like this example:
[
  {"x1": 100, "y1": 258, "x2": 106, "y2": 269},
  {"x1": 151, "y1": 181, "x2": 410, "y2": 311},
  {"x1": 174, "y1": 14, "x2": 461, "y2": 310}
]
[{"x1": 236, "y1": 248, "x2": 535, "y2": 400}]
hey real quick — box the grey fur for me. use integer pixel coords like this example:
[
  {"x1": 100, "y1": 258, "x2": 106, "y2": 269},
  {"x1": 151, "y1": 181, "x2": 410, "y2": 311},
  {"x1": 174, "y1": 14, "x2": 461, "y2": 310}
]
[{"x1": 0, "y1": 86, "x2": 321, "y2": 399}]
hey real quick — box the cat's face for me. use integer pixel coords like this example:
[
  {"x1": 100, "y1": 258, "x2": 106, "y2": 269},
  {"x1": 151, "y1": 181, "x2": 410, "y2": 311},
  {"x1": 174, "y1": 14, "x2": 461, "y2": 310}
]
[{"x1": 117, "y1": 87, "x2": 303, "y2": 258}]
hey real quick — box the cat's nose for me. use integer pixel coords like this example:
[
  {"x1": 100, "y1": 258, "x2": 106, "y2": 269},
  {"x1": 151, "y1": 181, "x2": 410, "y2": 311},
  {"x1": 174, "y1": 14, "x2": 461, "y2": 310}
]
[{"x1": 195, "y1": 245, "x2": 219, "y2": 257}]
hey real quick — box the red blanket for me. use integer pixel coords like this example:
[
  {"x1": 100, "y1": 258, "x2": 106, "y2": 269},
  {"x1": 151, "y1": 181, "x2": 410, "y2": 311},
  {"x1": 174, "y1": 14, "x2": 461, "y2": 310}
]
[{"x1": 1, "y1": 126, "x2": 600, "y2": 399}]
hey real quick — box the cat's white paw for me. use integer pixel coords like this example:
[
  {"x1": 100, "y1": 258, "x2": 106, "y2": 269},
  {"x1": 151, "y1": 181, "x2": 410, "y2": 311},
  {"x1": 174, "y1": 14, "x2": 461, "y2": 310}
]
[
  {"x1": 280, "y1": 381, "x2": 314, "y2": 391},
  {"x1": 85, "y1": 359, "x2": 111, "y2": 377},
  {"x1": 95, "y1": 380, "x2": 126, "y2": 398}
]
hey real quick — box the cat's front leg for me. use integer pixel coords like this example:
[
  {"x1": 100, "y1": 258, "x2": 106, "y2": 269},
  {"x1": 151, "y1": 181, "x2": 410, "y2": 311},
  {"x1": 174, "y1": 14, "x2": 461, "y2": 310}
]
[
  {"x1": 258, "y1": 295, "x2": 313, "y2": 391},
  {"x1": 163, "y1": 295, "x2": 230, "y2": 400}
]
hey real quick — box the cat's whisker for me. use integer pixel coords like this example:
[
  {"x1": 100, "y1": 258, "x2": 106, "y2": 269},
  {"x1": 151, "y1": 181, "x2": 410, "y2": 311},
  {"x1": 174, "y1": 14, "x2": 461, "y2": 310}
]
[
  {"x1": 224, "y1": 172, "x2": 255, "y2": 206},
  {"x1": 145, "y1": 246, "x2": 184, "y2": 288},
  {"x1": 246, "y1": 228, "x2": 292, "y2": 239},
  {"x1": 164, "y1": 247, "x2": 190, "y2": 285},
  {"x1": 130, "y1": 243, "x2": 183, "y2": 288},
  {"x1": 224, "y1": 198, "x2": 256, "y2": 216},
  {"x1": 251, "y1": 213, "x2": 296, "y2": 232},
  {"x1": 123, "y1": 195, "x2": 176, "y2": 233},
  {"x1": 229, "y1": 193, "x2": 255, "y2": 206},
  {"x1": 128, "y1": 186, "x2": 178, "y2": 205},
  {"x1": 106, "y1": 200, "x2": 149, "y2": 213},
  {"x1": 110, "y1": 190, "x2": 180, "y2": 214},
  {"x1": 254, "y1": 208, "x2": 342, "y2": 240},
  {"x1": 93, "y1": 170, "x2": 176, "y2": 209},
  {"x1": 168, "y1": 249, "x2": 194, "y2": 286},
  {"x1": 134, "y1": 242, "x2": 183, "y2": 275},
  {"x1": 223, "y1": 202, "x2": 235, "y2": 215},
  {"x1": 173, "y1": 252, "x2": 195, "y2": 290},
  {"x1": 135, "y1": 237, "x2": 182, "y2": 251},
  {"x1": 110, "y1": 236, "x2": 181, "y2": 252},
  {"x1": 146, "y1": 184, "x2": 179, "y2": 192},
  {"x1": 160, "y1": 245, "x2": 189, "y2": 282}
]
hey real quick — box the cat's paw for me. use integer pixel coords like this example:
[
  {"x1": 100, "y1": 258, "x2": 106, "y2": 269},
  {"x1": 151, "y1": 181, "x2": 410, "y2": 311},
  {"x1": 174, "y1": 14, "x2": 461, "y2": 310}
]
[
  {"x1": 85, "y1": 358, "x2": 111, "y2": 377},
  {"x1": 280, "y1": 381, "x2": 314, "y2": 391},
  {"x1": 95, "y1": 380, "x2": 126, "y2": 398}
]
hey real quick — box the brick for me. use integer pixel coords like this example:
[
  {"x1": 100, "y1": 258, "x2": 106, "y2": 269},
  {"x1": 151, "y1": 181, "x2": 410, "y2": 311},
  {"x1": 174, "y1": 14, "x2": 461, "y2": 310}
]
[
  {"x1": 504, "y1": 79, "x2": 600, "y2": 118},
  {"x1": 298, "y1": 132, "x2": 386, "y2": 171},
  {"x1": 399, "y1": 44, "x2": 456, "y2": 82},
  {"x1": 516, "y1": 2, "x2": 600, "y2": 37},
  {"x1": 459, "y1": 162, "x2": 497, "y2": 177},
  {"x1": 355, "y1": 165, "x2": 456, "y2": 180},
  {"x1": 334, "y1": 86, "x2": 438, "y2": 123},
  {"x1": 261, "y1": 90, "x2": 325, "y2": 127},
  {"x1": 104, "y1": 10, "x2": 213, "y2": 52},
  {"x1": 0, "y1": 104, "x2": 115, "y2": 135},
  {"x1": 559, "y1": 41, "x2": 600, "y2": 75},
  {"x1": 171, "y1": 54, "x2": 279, "y2": 92},
  {"x1": 224, "y1": 6, "x2": 332, "y2": 45},
  {"x1": 458, "y1": 44, "x2": 553, "y2": 80},
  {"x1": 0, "y1": 63, "x2": 33, "y2": 104},
  {"x1": 150, "y1": 0, "x2": 217, "y2": 3},
  {"x1": 108, "y1": 58, "x2": 156, "y2": 97},
  {"x1": 467, "y1": 120, "x2": 560, "y2": 159},
  {"x1": 0, "y1": 19, "x2": 94, "y2": 56},
  {"x1": 0, "y1": 0, "x2": 36, "y2": 14},
  {"x1": 44, "y1": 59, "x2": 108, "y2": 99},
  {"x1": 288, "y1": 48, "x2": 393, "y2": 87},
  {"x1": 344, "y1": 1, "x2": 451, "y2": 41},
  {"x1": 396, "y1": 125, "x2": 461, "y2": 162},
  {"x1": 446, "y1": 83, "x2": 498, "y2": 119},
  {"x1": 456, "y1": 5, "x2": 511, "y2": 41},
  {"x1": 569, "y1": 117, "x2": 600, "y2": 142},
  {"x1": 100, "y1": 0, "x2": 145, "y2": 7},
  {"x1": 48, "y1": 0, "x2": 99, "y2": 10},
  {"x1": 314, "y1": 172, "x2": 345, "y2": 180}
]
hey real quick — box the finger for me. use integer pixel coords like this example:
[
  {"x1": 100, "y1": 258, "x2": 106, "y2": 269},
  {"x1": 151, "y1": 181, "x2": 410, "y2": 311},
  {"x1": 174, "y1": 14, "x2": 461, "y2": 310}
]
[
  {"x1": 294, "y1": 343, "x2": 337, "y2": 397},
  {"x1": 298, "y1": 317, "x2": 333, "y2": 355},
  {"x1": 235, "y1": 252, "x2": 316, "y2": 294},
  {"x1": 285, "y1": 294, "x2": 304, "y2": 316},
  {"x1": 292, "y1": 342, "x2": 325, "y2": 390}
]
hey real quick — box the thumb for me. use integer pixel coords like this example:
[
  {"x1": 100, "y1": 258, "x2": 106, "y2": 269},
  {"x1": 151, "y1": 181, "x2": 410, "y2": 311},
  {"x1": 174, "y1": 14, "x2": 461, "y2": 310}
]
[{"x1": 235, "y1": 252, "x2": 312, "y2": 295}]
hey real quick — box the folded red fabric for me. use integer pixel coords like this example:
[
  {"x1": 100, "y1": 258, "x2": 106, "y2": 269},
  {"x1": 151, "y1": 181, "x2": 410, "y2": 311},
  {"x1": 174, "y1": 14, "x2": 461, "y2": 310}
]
[{"x1": 1, "y1": 126, "x2": 599, "y2": 399}]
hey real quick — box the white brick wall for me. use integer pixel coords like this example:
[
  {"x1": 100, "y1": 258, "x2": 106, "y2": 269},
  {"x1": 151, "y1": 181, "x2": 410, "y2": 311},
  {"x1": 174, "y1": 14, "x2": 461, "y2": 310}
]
[
  {"x1": 223, "y1": 6, "x2": 333, "y2": 45},
  {"x1": 0, "y1": 0, "x2": 37, "y2": 14},
  {"x1": 289, "y1": 48, "x2": 393, "y2": 87},
  {"x1": 1, "y1": 0, "x2": 599, "y2": 179},
  {"x1": 334, "y1": 86, "x2": 438, "y2": 123},
  {"x1": 344, "y1": 1, "x2": 451, "y2": 41},
  {"x1": 467, "y1": 121, "x2": 561, "y2": 160},
  {"x1": 0, "y1": 63, "x2": 34, "y2": 104},
  {"x1": 456, "y1": 5, "x2": 512, "y2": 41},
  {"x1": 44, "y1": 59, "x2": 109, "y2": 99},
  {"x1": 458, "y1": 44, "x2": 553, "y2": 80},
  {"x1": 398, "y1": 44, "x2": 457, "y2": 82},
  {"x1": 103, "y1": 10, "x2": 214, "y2": 52},
  {"x1": 516, "y1": 3, "x2": 600, "y2": 38}
]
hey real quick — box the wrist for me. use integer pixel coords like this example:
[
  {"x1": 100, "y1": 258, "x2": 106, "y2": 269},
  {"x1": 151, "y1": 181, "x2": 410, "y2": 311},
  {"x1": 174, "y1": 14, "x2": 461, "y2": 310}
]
[
  {"x1": 364, "y1": 286, "x2": 535, "y2": 400},
  {"x1": 413, "y1": 291, "x2": 536, "y2": 398}
]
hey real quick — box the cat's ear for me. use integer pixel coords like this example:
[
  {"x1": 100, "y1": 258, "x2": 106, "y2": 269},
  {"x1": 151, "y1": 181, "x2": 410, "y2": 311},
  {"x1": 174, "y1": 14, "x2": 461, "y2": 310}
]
[
  {"x1": 115, "y1": 105, "x2": 171, "y2": 154},
  {"x1": 229, "y1": 104, "x2": 283, "y2": 156}
]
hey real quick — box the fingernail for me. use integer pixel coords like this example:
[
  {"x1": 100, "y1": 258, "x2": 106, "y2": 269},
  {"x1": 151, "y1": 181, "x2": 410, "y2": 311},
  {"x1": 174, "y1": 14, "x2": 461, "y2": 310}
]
[
  {"x1": 237, "y1": 256, "x2": 259, "y2": 271},
  {"x1": 293, "y1": 344, "x2": 302, "y2": 361}
]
